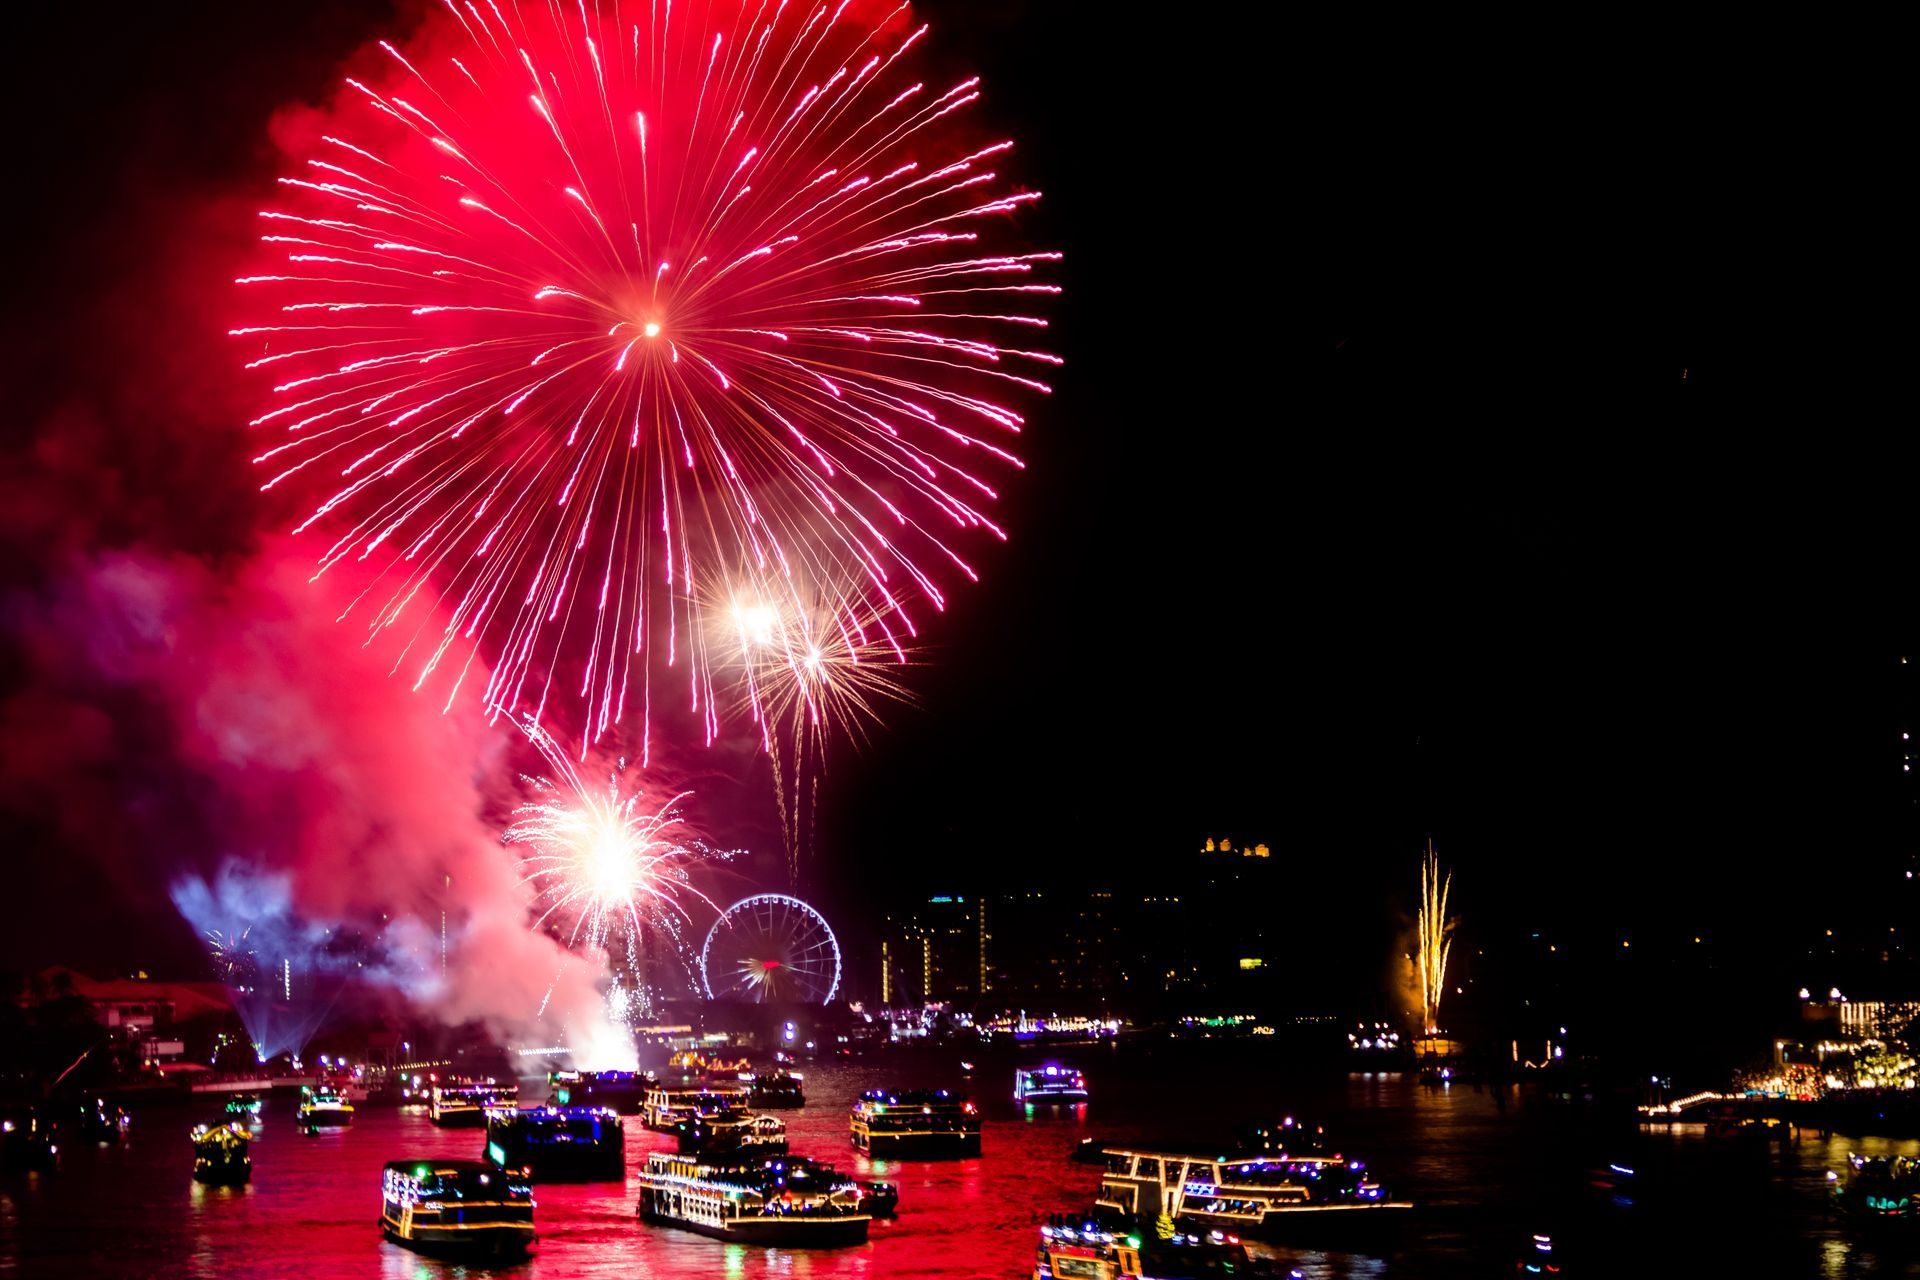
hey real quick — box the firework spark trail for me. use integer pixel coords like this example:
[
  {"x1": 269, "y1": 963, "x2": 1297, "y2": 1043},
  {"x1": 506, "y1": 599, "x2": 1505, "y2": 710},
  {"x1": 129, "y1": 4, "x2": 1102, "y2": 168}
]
[
  {"x1": 716, "y1": 574, "x2": 913, "y2": 884},
  {"x1": 504, "y1": 714, "x2": 725, "y2": 1013},
  {"x1": 1417, "y1": 840, "x2": 1453, "y2": 1036},
  {"x1": 235, "y1": 1, "x2": 1056, "y2": 755}
]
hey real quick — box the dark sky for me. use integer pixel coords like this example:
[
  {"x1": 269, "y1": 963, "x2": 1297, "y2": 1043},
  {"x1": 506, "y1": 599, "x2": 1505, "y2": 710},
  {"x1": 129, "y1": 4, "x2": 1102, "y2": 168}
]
[{"x1": 0, "y1": 2, "x2": 1904, "y2": 1007}]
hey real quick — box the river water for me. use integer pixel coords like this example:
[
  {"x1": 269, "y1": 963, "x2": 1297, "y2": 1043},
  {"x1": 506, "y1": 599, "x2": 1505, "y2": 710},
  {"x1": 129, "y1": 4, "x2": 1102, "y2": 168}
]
[{"x1": 0, "y1": 1044, "x2": 1910, "y2": 1277}]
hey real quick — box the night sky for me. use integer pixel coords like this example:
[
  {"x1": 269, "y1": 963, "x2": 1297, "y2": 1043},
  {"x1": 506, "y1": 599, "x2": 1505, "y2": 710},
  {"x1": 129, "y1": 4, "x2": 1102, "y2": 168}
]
[{"x1": 0, "y1": 1, "x2": 1905, "y2": 1024}]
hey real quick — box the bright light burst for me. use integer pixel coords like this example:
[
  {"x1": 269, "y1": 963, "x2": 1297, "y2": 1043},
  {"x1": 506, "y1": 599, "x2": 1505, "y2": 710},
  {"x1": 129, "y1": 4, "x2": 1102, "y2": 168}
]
[
  {"x1": 234, "y1": 0, "x2": 1057, "y2": 753},
  {"x1": 505, "y1": 716, "x2": 722, "y2": 1006},
  {"x1": 716, "y1": 574, "x2": 911, "y2": 883},
  {"x1": 1416, "y1": 840, "x2": 1454, "y2": 1036}
]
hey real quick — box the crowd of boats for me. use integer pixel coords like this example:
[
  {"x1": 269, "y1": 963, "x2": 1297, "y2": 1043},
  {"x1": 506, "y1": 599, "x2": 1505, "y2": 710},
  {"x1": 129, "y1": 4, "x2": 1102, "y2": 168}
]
[{"x1": 9, "y1": 1055, "x2": 1431, "y2": 1275}]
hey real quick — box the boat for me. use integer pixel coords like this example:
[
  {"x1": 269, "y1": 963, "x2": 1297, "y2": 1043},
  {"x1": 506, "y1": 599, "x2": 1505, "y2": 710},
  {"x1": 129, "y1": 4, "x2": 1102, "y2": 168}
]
[
  {"x1": 191, "y1": 1123, "x2": 252, "y2": 1186},
  {"x1": 1016, "y1": 1064, "x2": 1089, "y2": 1103},
  {"x1": 849, "y1": 1088, "x2": 981, "y2": 1157},
  {"x1": 485, "y1": 1106, "x2": 626, "y2": 1182},
  {"x1": 668, "y1": 1050, "x2": 753, "y2": 1082},
  {"x1": 642, "y1": 1082, "x2": 749, "y2": 1130},
  {"x1": 1, "y1": 1106, "x2": 59, "y2": 1172},
  {"x1": 380, "y1": 1159, "x2": 536, "y2": 1257},
  {"x1": 748, "y1": 1069, "x2": 807, "y2": 1109},
  {"x1": 430, "y1": 1080, "x2": 516, "y2": 1128},
  {"x1": 225, "y1": 1092, "x2": 264, "y2": 1120},
  {"x1": 673, "y1": 1109, "x2": 788, "y2": 1158},
  {"x1": 548, "y1": 1069, "x2": 654, "y2": 1115},
  {"x1": 860, "y1": 1180, "x2": 899, "y2": 1218},
  {"x1": 70, "y1": 1097, "x2": 131, "y2": 1144},
  {"x1": 1094, "y1": 1146, "x2": 1410, "y2": 1238},
  {"x1": 297, "y1": 1085, "x2": 354, "y2": 1130},
  {"x1": 1031, "y1": 1217, "x2": 1279, "y2": 1279},
  {"x1": 1831, "y1": 1152, "x2": 1920, "y2": 1222},
  {"x1": 636, "y1": 1153, "x2": 872, "y2": 1245}
]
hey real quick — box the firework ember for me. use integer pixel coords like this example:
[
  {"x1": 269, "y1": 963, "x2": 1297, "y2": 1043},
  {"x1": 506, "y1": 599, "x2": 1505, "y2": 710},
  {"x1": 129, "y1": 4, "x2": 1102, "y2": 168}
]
[
  {"x1": 1417, "y1": 840, "x2": 1454, "y2": 1036},
  {"x1": 233, "y1": 0, "x2": 1057, "y2": 752}
]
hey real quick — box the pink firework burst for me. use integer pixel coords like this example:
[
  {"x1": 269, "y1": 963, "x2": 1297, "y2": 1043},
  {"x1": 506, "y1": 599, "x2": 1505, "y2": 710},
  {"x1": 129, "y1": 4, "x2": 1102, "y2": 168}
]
[{"x1": 233, "y1": 0, "x2": 1058, "y2": 755}]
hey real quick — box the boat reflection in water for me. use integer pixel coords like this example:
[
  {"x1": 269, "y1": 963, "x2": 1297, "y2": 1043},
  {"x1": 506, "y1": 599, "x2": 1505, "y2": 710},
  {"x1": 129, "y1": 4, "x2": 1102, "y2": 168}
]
[{"x1": 380, "y1": 1159, "x2": 536, "y2": 1258}]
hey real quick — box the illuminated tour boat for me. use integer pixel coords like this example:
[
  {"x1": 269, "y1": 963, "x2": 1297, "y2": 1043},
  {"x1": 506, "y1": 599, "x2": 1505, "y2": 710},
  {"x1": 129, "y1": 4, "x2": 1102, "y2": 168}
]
[
  {"x1": 430, "y1": 1080, "x2": 516, "y2": 1127},
  {"x1": 296, "y1": 1085, "x2": 354, "y2": 1130},
  {"x1": 485, "y1": 1106, "x2": 626, "y2": 1181},
  {"x1": 642, "y1": 1082, "x2": 749, "y2": 1130},
  {"x1": 673, "y1": 1109, "x2": 788, "y2": 1158},
  {"x1": 849, "y1": 1088, "x2": 981, "y2": 1157},
  {"x1": 547, "y1": 1069, "x2": 653, "y2": 1115},
  {"x1": 636, "y1": 1153, "x2": 873, "y2": 1245},
  {"x1": 190, "y1": 1123, "x2": 252, "y2": 1186},
  {"x1": 380, "y1": 1159, "x2": 536, "y2": 1257},
  {"x1": 748, "y1": 1068, "x2": 807, "y2": 1109},
  {"x1": 224, "y1": 1092, "x2": 264, "y2": 1120},
  {"x1": 1030, "y1": 1218, "x2": 1260, "y2": 1280},
  {"x1": 1831, "y1": 1152, "x2": 1920, "y2": 1222},
  {"x1": 1094, "y1": 1145, "x2": 1410, "y2": 1236},
  {"x1": 1015, "y1": 1064, "x2": 1090, "y2": 1103}
]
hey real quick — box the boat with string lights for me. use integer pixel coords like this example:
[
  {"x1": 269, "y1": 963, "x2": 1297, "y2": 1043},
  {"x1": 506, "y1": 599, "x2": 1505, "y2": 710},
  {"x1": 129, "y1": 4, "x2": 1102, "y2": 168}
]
[
  {"x1": 485, "y1": 1106, "x2": 626, "y2": 1182},
  {"x1": 1030, "y1": 1217, "x2": 1278, "y2": 1279},
  {"x1": 1094, "y1": 1145, "x2": 1410, "y2": 1238},
  {"x1": 747, "y1": 1069, "x2": 806, "y2": 1109},
  {"x1": 430, "y1": 1080, "x2": 516, "y2": 1128},
  {"x1": 547, "y1": 1069, "x2": 653, "y2": 1115},
  {"x1": 850, "y1": 1088, "x2": 981, "y2": 1157},
  {"x1": 190, "y1": 1123, "x2": 251, "y2": 1186},
  {"x1": 296, "y1": 1085, "x2": 353, "y2": 1130},
  {"x1": 673, "y1": 1109, "x2": 788, "y2": 1159},
  {"x1": 1015, "y1": 1064, "x2": 1089, "y2": 1104},
  {"x1": 636, "y1": 1153, "x2": 872, "y2": 1245},
  {"x1": 380, "y1": 1159, "x2": 536, "y2": 1257},
  {"x1": 642, "y1": 1082, "x2": 750, "y2": 1130}
]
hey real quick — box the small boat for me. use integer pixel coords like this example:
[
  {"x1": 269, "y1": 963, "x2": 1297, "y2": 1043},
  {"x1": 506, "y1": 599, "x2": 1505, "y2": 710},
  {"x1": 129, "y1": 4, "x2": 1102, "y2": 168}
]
[
  {"x1": 1, "y1": 1106, "x2": 59, "y2": 1172},
  {"x1": 849, "y1": 1088, "x2": 981, "y2": 1158},
  {"x1": 486, "y1": 1106, "x2": 626, "y2": 1182},
  {"x1": 860, "y1": 1180, "x2": 899, "y2": 1218},
  {"x1": 430, "y1": 1080, "x2": 516, "y2": 1127},
  {"x1": 1095, "y1": 1146, "x2": 1411, "y2": 1239},
  {"x1": 191, "y1": 1123, "x2": 252, "y2": 1186},
  {"x1": 1832, "y1": 1152, "x2": 1920, "y2": 1222},
  {"x1": 548, "y1": 1069, "x2": 654, "y2": 1115},
  {"x1": 668, "y1": 1051, "x2": 753, "y2": 1082},
  {"x1": 748, "y1": 1069, "x2": 806, "y2": 1109},
  {"x1": 637, "y1": 1153, "x2": 871, "y2": 1246},
  {"x1": 673, "y1": 1110, "x2": 788, "y2": 1158},
  {"x1": 225, "y1": 1093, "x2": 264, "y2": 1120},
  {"x1": 1016, "y1": 1064, "x2": 1088, "y2": 1104},
  {"x1": 297, "y1": 1085, "x2": 354, "y2": 1131},
  {"x1": 1031, "y1": 1217, "x2": 1280, "y2": 1279},
  {"x1": 642, "y1": 1082, "x2": 749, "y2": 1130},
  {"x1": 380, "y1": 1159, "x2": 535, "y2": 1258},
  {"x1": 71, "y1": 1098, "x2": 131, "y2": 1144}
]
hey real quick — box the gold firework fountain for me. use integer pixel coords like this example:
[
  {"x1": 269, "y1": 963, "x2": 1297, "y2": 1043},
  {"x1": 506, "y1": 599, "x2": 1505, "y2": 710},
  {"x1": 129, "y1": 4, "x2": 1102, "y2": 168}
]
[{"x1": 1416, "y1": 841, "x2": 1454, "y2": 1037}]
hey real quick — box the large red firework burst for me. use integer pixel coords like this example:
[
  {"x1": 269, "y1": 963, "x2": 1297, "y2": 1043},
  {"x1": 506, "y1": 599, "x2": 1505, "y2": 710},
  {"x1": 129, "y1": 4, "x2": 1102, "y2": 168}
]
[{"x1": 234, "y1": 0, "x2": 1056, "y2": 754}]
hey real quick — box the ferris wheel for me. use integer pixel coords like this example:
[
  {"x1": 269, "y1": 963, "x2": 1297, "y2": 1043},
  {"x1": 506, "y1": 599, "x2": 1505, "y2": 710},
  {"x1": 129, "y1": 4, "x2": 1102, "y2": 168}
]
[{"x1": 700, "y1": 894, "x2": 842, "y2": 1004}]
